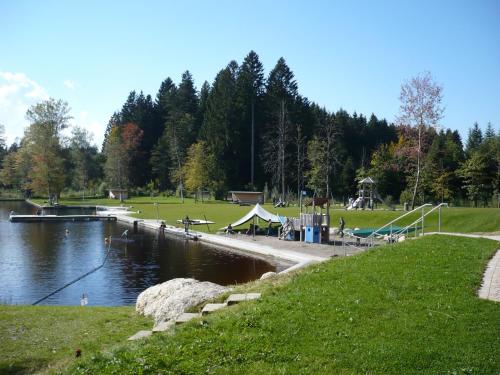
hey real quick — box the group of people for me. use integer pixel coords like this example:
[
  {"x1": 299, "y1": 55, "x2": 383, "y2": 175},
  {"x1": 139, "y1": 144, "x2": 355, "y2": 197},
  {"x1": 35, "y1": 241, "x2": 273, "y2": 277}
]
[
  {"x1": 273, "y1": 197, "x2": 288, "y2": 208},
  {"x1": 223, "y1": 218, "x2": 346, "y2": 238},
  {"x1": 225, "y1": 219, "x2": 274, "y2": 236}
]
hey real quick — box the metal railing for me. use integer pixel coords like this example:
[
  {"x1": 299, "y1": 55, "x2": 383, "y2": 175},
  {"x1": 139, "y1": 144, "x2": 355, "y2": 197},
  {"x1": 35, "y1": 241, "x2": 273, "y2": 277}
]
[
  {"x1": 365, "y1": 203, "x2": 448, "y2": 247},
  {"x1": 389, "y1": 203, "x2": 448, "y2": 243}
]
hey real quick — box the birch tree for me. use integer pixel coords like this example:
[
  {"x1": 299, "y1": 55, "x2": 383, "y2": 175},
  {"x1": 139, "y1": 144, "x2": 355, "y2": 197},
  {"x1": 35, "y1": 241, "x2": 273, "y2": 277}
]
[{"x1": 397, "y1": 72, "x2": 444, "y2": 209}]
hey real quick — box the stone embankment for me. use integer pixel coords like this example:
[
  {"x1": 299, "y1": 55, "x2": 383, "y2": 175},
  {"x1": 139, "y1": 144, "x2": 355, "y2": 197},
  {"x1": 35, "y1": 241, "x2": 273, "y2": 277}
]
[{"x1": 130, "y1": 277, "x2": 262, "y2": 340}]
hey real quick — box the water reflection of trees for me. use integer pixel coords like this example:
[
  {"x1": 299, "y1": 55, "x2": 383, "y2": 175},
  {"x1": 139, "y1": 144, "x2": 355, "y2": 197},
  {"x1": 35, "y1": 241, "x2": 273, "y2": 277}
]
[{"x1": 0, "y1": 205, "x2": 277, "y2": 305}]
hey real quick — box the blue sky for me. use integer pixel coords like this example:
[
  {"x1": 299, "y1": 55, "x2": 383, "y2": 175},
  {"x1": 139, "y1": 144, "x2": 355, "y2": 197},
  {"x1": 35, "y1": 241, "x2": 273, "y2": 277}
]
[{"x1": 1, "y1": 0, "x2": 499, "y2": 146}]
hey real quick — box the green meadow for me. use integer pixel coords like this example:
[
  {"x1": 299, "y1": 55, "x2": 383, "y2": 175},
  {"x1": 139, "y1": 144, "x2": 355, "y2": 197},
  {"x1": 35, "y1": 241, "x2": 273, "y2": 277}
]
[
  {"x1": 32, "y1": 196, "x2": 500, "y2": 234},
  {"x1": 10, "y1": 199, "x2": 498, "y2": 374},
  {"x1": 64, "y1": 235, "x2": 500, "y2": 374},
  {"x1": 0, "y1": 306, "x2": 151, "y2": 374}
]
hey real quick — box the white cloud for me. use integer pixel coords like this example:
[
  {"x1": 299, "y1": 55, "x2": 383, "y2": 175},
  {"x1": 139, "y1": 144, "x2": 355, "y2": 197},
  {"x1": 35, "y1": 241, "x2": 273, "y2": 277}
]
[
  {"x1": 0, "y1": 71, "x2": 49, "y2": 145},
  {"x1": 0, "y1": 72, "x2": 105, "y2": 147},
  {"x1": 63, "y1": 79, "x2": 75, "y2": 90},
  {"x1": 66, "y1": 111, "x2": 104, "y2": 147}
]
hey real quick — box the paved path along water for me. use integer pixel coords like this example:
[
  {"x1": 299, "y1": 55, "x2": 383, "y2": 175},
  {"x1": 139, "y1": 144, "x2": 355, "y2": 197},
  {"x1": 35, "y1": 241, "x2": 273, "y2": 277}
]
[{"x1": 112, "y1": 214, "x2": 367, "y2": 274}]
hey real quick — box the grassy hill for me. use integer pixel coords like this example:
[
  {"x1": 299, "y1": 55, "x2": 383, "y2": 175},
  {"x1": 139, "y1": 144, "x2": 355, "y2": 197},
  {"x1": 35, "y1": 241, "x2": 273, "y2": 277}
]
[{"x1": 65, "y1": 235, "x2": 500, "y2": 374}]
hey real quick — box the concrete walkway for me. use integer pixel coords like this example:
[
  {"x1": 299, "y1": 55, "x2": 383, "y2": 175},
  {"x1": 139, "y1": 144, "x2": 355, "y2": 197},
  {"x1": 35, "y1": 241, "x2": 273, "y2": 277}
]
[
  {"x1": 111, "y1": 214, "x2": 367, "y2": 274},
  {"x1": 478, "y1": 250, "x2": 500, "y2": 302}
]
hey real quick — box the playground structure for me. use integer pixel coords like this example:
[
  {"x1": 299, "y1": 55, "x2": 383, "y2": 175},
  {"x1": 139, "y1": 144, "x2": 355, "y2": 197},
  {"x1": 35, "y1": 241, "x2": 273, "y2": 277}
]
[
  {"x1": 223, "y1": 200, "x2": 448, "y2": 252},
  {"x1": 347, "y1": 177, "x2": 392, "y2": 210},
  {"x1": 279, "y1": 197, "x2": 330, "y2": 244}
]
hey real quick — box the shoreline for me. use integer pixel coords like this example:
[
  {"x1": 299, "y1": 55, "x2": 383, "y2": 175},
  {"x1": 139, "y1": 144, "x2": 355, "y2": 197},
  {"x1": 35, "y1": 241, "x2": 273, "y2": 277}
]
[
  {"x1": 23, "y1": 199, "x2": 367, "y2": 274},
  {"x1": 110, "y1": 213, "x2": 368, "y2": 275}
]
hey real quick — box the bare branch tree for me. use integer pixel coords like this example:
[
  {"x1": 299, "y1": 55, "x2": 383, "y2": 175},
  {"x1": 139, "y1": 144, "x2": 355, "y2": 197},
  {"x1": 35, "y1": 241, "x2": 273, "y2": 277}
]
[
  {"x1": 262, "y1": 99, "x2": 289, "y2": 200},
  {"x1": 397, "y1": 72, "x2": 444, "y2": 209}
]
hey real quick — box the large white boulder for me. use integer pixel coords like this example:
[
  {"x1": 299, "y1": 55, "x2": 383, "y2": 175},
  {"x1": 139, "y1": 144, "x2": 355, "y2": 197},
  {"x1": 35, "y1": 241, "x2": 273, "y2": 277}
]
[{"x1": 136, "y1": 278, "x2": 227, "y2": 326}]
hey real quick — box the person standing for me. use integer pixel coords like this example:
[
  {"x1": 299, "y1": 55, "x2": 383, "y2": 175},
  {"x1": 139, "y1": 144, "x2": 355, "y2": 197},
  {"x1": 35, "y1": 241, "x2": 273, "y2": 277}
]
[
  {"x1": 339, "y1": 217, "x2": 345, "y2": 238},
  {"x1": 267, "y1": 219, "x2": 273, "y2": 236},
  {"x1": 184, "y1": 215, "x2": 190, "y2": 234}
]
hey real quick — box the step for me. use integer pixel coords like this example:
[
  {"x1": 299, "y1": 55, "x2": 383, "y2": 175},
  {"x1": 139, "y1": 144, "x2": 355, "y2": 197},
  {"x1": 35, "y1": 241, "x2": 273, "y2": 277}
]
[
  {"x1": 128, "y1": 330, "x2": 152, "y2": 340},
  {"x1": 226, "y1": 293, "x2": 261, "y2": 306},
  {"x1": 176, "y1": 312, "x2": 199, "y2": 324},
  {"x1": 201, "y1": 303, "x2": 227, "y2": 316},
  {"x1": 152, "y1": 321, "x2": 174, "y2": 333}
]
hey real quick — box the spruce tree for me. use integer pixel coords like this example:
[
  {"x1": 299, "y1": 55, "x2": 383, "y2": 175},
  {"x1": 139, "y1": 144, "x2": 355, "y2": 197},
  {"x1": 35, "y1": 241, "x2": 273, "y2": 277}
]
[
  {"x1": 262, "y1": 57, "x2": 298, "y2": 199},
  {"x1": 465, "y1": 122, "x2": 483, "y2": 157},
  {"x1": 200, "y1": 65, "x2": 238, "y2": 195},
  {"x1": 235, "y1": 51, "x2": 265, "y2": 187}
]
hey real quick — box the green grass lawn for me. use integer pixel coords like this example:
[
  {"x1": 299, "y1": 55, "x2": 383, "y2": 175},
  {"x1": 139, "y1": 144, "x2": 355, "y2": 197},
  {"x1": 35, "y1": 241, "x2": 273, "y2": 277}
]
[
  {"x1": 31, "y1": 197, "x2": 500, "y2": 234},
  {"x1": 0, "y1": 306, "x2": 152, "y2": 374},
  {"x1": 65, "y1": 235, "x2": 500, "y2": 374}
]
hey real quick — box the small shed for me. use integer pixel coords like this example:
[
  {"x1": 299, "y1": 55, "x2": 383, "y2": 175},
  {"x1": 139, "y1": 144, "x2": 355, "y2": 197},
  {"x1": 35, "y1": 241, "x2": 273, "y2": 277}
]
[
  {"x1": 230, "y1": 191, "x2": 264, "y2": 205},
  {"x1": 108, "y1": 189, "x2": 128, "y2": 200}
]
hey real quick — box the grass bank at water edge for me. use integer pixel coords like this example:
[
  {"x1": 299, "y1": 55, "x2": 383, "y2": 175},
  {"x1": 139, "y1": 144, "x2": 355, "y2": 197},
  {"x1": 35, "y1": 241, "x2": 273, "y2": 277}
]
[
  {"x1": 69, "y1": 235, "x2": 500, "y2": 374},
  {"x1": 0, "y1": 306, "x2": 151, "y2": 374}
]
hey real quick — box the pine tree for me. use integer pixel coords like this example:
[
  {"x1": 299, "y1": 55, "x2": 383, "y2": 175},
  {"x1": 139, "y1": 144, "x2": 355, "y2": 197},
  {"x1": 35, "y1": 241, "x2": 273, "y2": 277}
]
[
  {"x1": 150, "y1": 133, "x2": 171, "y2": 190},
  {"x1": 197, "y1": 81, "x2": 211, "y2": 135},
  {"x1": 177, "y1": 71, "x2": 199, "y2": 142},
  {"x1": 155, "y1": 77, "x2": 177, "y2": 121},
  {"x1": 458, "y1": 152, "x2": 491, "y2": 207},
  {"x1": 235, "y1": 51, "x2": 265, "y2": 187},
  {"x1": 200, "y1": 65, "x2": 238, "y2": 194},
  {"x1": 485, "y1": 122, "x2": 496, "y2": 139},
  {"x1": 262, "y1": 57, "x2": 298, "y2": 199},
  {"x1": 465, "y1": 122, "x2": 483, "y2": 157}
]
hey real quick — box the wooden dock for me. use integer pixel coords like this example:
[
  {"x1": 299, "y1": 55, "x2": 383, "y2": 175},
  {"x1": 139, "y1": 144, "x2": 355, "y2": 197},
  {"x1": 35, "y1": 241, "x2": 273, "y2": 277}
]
[{"x1": 9, "y1": 214, "x2": 117, "y2": 222}]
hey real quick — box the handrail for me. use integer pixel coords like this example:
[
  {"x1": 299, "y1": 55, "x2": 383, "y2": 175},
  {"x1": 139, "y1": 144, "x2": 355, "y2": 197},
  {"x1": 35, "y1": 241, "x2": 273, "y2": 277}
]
[
  {"x1": 367, "y1": 203, "x2": 432, "y2": 240},
  {"x1": 392, "y1": 203, "x2": 448, "y2": 239}
]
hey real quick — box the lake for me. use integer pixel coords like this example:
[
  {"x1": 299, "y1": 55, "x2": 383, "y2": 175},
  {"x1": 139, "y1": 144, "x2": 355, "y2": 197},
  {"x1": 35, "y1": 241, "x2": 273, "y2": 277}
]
[{"x1": 0, "y1": 201, "x2": 279, "y2": 306}]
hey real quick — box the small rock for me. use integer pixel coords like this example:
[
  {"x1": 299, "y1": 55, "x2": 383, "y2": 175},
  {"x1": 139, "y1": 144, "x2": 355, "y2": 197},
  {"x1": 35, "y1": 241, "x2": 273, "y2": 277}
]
[
  {"x1": 128, "y1": 330, "x2": 152, "y2": 340},
  {"x1": 260, "y1": 271, "x2": 277, "y2": 280}
]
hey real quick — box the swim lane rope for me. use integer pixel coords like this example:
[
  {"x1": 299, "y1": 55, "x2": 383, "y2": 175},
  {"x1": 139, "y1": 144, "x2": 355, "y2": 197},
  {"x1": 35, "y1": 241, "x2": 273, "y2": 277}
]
[{"x1": 32, "y1": 238, "x2": 113, "y2": 306}]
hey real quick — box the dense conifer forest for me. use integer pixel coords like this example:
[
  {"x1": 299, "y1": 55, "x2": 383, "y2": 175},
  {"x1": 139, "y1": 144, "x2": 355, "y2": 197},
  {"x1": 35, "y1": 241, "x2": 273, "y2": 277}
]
[{"x1": 0, "y1": 51, "x2": 499, "y2": 207}]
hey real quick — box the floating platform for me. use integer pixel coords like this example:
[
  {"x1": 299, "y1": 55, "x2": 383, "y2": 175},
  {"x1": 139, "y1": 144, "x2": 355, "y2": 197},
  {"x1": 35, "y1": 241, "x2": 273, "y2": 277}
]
[{"x1": 9, "y1": 214, "x2": 117, "y2": 222}]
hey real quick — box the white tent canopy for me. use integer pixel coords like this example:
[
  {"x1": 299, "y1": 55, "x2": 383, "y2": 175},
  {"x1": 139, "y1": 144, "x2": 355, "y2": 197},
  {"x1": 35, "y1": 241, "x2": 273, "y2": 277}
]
[
  {"x1": 224, "y1": 204, "x2": 280, "y2": 229},
  {"x1": 359, "y1": 177, "x2": 375, "y2": 184}
]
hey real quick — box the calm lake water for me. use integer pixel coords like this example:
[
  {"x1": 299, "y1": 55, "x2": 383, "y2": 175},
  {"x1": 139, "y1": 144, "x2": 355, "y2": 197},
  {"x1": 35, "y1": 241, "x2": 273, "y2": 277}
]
[{"x1": 0, "y1": 201, "x2": 278, "y2": 306}]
